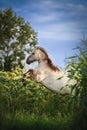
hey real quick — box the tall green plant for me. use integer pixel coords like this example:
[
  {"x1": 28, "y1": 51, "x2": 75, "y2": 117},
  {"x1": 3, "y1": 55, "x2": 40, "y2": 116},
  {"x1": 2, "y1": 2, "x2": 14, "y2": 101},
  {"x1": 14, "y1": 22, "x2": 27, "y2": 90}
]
[{"x1": 67, "y1": 40, "x2": 87, "y2": 130}]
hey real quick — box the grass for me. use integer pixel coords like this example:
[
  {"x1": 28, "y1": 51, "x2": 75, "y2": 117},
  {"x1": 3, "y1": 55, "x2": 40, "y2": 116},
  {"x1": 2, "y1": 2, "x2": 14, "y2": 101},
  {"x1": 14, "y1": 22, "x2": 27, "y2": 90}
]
[{"x1": 0, "y1": 113, "x2": 73, "y2": 130}]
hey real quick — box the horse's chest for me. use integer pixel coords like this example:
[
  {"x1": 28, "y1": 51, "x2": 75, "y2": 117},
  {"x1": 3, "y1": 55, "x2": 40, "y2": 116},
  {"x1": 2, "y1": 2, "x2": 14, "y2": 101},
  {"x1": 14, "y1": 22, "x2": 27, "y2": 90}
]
[{"x1": 37, "y1": 64, "x2": 49, "y2": 74}]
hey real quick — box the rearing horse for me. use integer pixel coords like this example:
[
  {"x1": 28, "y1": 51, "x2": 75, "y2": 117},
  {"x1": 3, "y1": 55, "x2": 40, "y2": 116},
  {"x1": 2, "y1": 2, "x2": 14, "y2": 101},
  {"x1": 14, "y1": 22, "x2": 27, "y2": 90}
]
[{"x1": 23, "y1": 47, "x2": 75, "y2": 95}]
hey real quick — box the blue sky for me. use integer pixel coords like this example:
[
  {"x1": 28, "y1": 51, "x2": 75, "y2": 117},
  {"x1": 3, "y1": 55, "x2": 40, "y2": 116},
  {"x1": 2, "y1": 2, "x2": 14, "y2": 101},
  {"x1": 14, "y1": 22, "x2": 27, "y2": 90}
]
[{"x1": 0, "y1": 0, "x2": 87, "y2": 68}]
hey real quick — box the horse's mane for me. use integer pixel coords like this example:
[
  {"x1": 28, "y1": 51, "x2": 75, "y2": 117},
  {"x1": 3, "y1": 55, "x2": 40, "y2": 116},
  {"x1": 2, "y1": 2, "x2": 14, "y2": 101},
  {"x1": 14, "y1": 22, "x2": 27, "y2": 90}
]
[{"x1": 36, "y1": 47, "x2": 60, "y2": 72}]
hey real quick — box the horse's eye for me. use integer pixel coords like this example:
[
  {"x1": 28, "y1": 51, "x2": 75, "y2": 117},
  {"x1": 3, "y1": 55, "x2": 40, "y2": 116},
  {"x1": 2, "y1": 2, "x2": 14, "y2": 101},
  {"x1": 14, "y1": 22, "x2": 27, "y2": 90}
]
[{"x1": 32, "y1": 52, "x2": 35, "y2": 55}]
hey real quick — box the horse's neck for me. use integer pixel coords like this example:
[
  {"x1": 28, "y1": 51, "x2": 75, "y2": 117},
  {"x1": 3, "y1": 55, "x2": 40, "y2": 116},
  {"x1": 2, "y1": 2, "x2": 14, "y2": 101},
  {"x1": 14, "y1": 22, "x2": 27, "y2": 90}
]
[
  {"x1": 37, "y1": 60, "x2": 48, "y2": 71},
  {"x1": 37, "y1": 60, "x2": 60, "y2": 76}
]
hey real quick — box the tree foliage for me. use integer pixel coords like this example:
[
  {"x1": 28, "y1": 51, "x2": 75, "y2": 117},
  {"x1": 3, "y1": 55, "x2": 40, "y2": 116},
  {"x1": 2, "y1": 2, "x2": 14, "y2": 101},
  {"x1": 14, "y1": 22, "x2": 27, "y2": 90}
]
[{"x1": 0, "y1": 8, "x2": 38, "y2": 71}]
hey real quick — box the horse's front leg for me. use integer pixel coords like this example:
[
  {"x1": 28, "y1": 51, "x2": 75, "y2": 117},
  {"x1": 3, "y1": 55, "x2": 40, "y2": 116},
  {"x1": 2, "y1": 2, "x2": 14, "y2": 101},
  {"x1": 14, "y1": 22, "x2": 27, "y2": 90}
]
[
  {"x1": 29, "y1": 69, "x2": 42, "y2": 83},
  {"x1": 22, "y1": 70, "x2": 30, "y2": 85},
  {"x1": 29, "y1": 70, "x2": 48, "y2": 83},
  {"x1": 22, "y1": 69, "x2": 41, "y2": 85}
]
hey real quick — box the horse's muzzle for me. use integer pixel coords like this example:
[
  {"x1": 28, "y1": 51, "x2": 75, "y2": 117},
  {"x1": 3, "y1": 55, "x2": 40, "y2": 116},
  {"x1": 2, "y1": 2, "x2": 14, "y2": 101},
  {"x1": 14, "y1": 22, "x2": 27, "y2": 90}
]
[
  {"x1": 26, "y1": 59, "x2": 29, "y2": 64},
  {"x1": 26, "y1": 56, "x2": 31, "y2": 64},
  {"x1": 26, "y1": 56, "x2": 36, "y2": 64}
]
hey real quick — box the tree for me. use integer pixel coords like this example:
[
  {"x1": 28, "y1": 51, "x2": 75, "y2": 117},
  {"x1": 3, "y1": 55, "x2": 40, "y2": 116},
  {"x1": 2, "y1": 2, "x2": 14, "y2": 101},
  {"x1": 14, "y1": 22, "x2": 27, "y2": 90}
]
[{"x1": 0, "y1": 8, "x2": 38, "y2": 71}]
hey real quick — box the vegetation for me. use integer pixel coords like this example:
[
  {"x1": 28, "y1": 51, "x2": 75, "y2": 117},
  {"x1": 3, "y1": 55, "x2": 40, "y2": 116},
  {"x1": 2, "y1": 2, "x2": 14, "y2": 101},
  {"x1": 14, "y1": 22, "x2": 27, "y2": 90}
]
[
  {"x1": 67, "y1": 40, "x2": 87, "y2": 130},
  {"x1": 0, "y1": 40, "x2": 87, "y2": 130},
  {"x1": 0, "y1": 8, "x2": 37, "y2": 71},
  {"x1": 0, "y1": 67, "x2": 74, "y2": 130}
]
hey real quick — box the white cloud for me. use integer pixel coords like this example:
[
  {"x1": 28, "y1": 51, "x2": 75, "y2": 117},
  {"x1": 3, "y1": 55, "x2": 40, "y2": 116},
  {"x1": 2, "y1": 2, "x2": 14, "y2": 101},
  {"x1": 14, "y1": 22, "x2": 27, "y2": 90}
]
[
  {"x1": 67, "y1": 3, "x2": 87, "y2": 12},
  {"x1": 33, "y1": 20, "x2": 82, "y2": 42},
  {"x1": 13, "y1": 0, "x2": 87, "y2": 44}
]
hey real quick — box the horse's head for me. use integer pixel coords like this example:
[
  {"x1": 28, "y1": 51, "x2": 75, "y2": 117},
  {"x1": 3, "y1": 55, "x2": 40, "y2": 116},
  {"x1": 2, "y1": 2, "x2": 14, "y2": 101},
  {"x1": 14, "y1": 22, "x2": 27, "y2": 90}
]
[{"x1": 26, "y1": 47, "x2": 48, "y2": 64}]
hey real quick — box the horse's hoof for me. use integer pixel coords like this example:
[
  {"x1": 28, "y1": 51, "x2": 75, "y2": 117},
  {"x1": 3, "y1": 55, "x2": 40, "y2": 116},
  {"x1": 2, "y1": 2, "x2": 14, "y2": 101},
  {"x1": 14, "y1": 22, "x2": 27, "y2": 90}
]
[{"x1": 22, "y1": 79, "x2": 27, "y2": 86}]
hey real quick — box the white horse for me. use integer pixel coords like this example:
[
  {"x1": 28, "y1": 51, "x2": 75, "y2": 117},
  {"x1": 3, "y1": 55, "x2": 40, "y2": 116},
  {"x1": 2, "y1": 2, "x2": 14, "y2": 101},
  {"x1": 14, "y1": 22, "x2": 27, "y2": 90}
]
[{"x1": 23, "y1": 47, "x2": 75, "y2": 95}]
